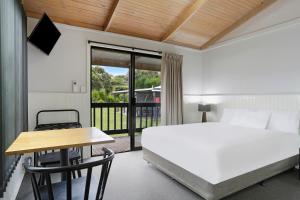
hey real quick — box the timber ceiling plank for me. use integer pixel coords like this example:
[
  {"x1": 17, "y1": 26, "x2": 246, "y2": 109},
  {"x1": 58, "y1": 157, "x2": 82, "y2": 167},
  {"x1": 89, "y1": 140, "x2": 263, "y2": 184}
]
[
  {"x1": 200, "y1": 0, "x2": 276, "y2": 49},
  {"x1": 104, "y1": 0, "x2": 120, "y2": 31},
  {"x1": 161, "y1": 0, "x2": 207, "y2": 41},
  {"x1": 23, "y1": 0, "x2": 115, "y2": 30},
  {"x1": 107, "y1": 0, "x2": 194, "y2": 41},
  {"x1": 23, "y1": 0, "x2": 277, "y2": 49},
  {"x1": 166, "y1": 0, "x2": 276, "y2": 49}
]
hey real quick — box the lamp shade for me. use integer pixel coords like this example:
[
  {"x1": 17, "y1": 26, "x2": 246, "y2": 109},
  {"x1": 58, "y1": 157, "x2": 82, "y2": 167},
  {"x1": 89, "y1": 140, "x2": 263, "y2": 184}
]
[{"x1": 198, "y1": 104, "x2": 211, "y2": 112}]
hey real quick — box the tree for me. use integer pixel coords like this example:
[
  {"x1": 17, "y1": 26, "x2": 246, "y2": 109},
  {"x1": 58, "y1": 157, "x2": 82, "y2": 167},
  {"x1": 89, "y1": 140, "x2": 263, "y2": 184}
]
[
  {"x1": 91, "y1": 66, "x2": 112, "y2": 94},
  {"x1": 111, "y1": 75, "x2": 128, "y2": 87},
  {"x1": 135, "y1": 70, "x2": 160, "y2": 89},
  {"x1": 91, "y1": 66, "x2": 160, "y2": 103},
  {"x1": 91, "y1": 89, "x2": 106, "y2": 103}
]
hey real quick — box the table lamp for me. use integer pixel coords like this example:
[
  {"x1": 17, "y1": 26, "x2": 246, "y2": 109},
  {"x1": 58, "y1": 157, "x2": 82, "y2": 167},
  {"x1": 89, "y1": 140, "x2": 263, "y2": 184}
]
[{"x1": 198, "y1": 104, "x2": 211, "y2": 123}]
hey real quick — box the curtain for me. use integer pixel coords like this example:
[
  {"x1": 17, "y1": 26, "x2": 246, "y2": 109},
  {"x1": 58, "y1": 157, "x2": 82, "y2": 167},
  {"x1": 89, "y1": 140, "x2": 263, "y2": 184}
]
[
  {"x1": 161, "y1": 52, "x2": 183, "y2": 125},
  {"x1": 0, "y1": 0, "x2": 27, "y2": 196}
]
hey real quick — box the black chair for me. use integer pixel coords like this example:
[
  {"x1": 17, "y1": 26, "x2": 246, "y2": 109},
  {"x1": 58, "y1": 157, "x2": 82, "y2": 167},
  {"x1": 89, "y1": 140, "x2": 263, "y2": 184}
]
[
  {"x1": 34, "y1": 110, "x2": 83, "y2": 175},
  {"x1": 24, "y1": 148, "x2": 114, "y2": 200}
]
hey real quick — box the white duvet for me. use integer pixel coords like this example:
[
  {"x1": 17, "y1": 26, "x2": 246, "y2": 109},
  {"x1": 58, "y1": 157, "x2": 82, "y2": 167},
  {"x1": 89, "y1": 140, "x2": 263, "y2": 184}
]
[{"x1": 142, "y1": 122, "x2": 300, "y2": 184}]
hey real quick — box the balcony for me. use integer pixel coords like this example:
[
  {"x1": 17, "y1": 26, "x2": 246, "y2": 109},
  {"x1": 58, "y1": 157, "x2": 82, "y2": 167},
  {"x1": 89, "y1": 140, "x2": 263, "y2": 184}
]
[{"x1": 91, "y1": 102, "x2": 160, "y2": 155}]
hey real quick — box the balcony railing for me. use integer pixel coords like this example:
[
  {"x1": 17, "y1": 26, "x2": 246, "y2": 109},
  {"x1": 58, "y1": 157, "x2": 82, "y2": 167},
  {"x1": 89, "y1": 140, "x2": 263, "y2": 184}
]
[{"x1": 91, "y1": 102, "x2": 161, "y2": 135}]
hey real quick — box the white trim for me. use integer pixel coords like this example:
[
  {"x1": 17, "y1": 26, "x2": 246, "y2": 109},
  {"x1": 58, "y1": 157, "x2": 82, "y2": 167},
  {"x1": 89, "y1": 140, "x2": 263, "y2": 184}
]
[{"x1": 203, "y1": 16, "x2": 300, "y2": 52}]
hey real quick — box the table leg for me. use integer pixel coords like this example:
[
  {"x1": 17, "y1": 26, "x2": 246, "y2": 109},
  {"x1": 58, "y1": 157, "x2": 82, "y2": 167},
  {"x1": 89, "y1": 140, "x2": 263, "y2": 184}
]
[{"x1": 60, "y1": 148, "x2": 69, "y2": 181}]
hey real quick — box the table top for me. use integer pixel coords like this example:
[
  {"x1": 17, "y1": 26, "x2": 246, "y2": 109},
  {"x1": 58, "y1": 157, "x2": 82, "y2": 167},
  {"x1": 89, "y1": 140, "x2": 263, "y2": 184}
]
[{"x1": 5, "y1": 127, "x2": 115, "y2": 156}]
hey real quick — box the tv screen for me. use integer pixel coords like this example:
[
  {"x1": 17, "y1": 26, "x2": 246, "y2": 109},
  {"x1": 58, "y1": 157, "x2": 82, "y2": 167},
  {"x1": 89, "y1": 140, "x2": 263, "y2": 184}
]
[{"x1": 28, "y1": 13, "x2": 61, "y2": 55}]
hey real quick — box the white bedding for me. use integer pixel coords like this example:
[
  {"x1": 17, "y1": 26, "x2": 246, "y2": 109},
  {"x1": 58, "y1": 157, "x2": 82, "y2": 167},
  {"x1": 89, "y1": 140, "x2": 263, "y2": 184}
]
[{"x1": 142, "y1": 122, "x2": 300, "y2": 184}]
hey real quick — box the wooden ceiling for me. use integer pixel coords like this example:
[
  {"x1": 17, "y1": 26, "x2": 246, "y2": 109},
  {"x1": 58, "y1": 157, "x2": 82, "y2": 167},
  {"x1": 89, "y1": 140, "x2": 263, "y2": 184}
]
[{"x1": 23, "y1": 0, "x2": 276, "y2": 49}]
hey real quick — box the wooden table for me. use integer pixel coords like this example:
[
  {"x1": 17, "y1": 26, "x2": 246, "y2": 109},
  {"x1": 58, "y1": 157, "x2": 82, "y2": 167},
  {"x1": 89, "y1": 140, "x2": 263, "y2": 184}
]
[{"x1": 5, "y1": 127, "x2": 114, "y2": 180}]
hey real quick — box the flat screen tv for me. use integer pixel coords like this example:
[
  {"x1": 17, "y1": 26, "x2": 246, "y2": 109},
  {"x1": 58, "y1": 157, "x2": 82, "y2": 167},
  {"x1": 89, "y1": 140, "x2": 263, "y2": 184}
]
[{"x1": 28, "y1": 13, "x2": 61, "y2": 55}]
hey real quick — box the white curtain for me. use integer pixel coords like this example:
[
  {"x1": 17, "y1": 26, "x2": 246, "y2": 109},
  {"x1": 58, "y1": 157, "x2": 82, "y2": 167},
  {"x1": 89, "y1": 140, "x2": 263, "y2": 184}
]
[{"x1": 161, "y1": 52, "x2": 183, "y2": 125}]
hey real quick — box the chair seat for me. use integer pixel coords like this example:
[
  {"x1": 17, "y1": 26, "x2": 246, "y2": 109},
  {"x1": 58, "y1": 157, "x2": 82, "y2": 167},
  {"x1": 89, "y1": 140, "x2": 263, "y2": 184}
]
[
  {"x1": 39, "y1": 177, "x2": 98, "y2": 200},
  {"x1": 38, "y1": 150, "x2": 81, "y2": 165}
]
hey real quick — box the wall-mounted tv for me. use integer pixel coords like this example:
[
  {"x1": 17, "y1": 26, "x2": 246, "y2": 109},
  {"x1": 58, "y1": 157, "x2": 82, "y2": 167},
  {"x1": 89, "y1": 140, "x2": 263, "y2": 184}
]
[{"x1": 28, "y1": 13, "x2": 61, "y2": 55}]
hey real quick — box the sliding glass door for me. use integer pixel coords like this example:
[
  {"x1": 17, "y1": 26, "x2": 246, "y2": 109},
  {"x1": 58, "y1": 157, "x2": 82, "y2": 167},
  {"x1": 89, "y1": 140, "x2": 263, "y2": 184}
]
[
  {"x1": 90, "y1": 46, "x2": 161, "y2": 153},
  {"x1": 91, "y1": 47, "x2": 131, "y2": 155},
  {"x1": 133, "y1": 55, "x2": 161, "y2": 149}
]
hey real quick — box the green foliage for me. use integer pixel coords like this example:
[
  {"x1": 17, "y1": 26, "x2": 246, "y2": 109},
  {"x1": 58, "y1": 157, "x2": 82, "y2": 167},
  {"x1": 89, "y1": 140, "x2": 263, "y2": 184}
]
[
  {"x1": 91, "y1": 66, "x2": 160, "y2": 103},
  {"x1": 114, "y1": 93, "x2": 128, "y2": 102},
  {"x1": 92, "y1": 90, "x2": 106, "y2": 103},
  {"x1": 112, "y1": 75, "x2": 128, "y2": 86},
  {"x1": 115, "y1": 85, "x2": 128, "y2": 91},
  {"x1": 92, "y1": 89, "x2": 128, "y2": 103},
  {"x1": 135, "y1": 70, "x2": 160, "y2": 89},
  {"x1": 91, "y1": 66, "x2": 112, "y2": 94}
]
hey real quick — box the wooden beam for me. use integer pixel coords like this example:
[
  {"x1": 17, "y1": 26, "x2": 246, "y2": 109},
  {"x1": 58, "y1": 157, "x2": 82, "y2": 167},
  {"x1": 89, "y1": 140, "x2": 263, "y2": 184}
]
[
  {"x1": 161, "y1": 0, "x2": 206, "y2": 41},
  {"x1": 200, "y1": 0, "x2": 276, "y2": 49},
  {"x1": 104, "y1": 0, "x2": 120, "y2": 31}
]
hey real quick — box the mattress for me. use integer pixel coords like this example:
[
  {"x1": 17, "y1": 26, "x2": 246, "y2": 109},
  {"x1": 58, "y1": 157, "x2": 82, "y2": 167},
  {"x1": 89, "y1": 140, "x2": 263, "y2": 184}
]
[{"x1": 141, "y1": 122, "x2": 300, "y2": 184}]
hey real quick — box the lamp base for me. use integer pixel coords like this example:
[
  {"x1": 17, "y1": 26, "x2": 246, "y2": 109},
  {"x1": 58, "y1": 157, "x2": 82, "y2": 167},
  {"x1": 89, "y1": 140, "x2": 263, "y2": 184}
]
[{"x1": 202, "y1": 112, "x2": 207, "y2": 123}]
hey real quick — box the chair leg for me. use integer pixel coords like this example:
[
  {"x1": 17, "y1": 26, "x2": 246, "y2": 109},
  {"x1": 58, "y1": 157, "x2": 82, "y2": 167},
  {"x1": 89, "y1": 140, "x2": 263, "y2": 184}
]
[
  {"x1": 71, "y1": 170, "x2": 76, "y2": 179},
  {"x1": 32, "y1": 181, "x2": 38, "y2": 200},
  {"x1": 38, "y1": 173, "x2": 45, "y2": 186},
  {"x1": 75, "y1": 159, "x2": 82, "y2": 177},
  {"x1": 80, "y1": 147, "x2": 83, "y2": 163},
  {"x1": 34, "y1": 153, "x2": 38, "y2": 167},
  {"x1": 70, "y1": 161, "x2": 76, "y2": 179}
]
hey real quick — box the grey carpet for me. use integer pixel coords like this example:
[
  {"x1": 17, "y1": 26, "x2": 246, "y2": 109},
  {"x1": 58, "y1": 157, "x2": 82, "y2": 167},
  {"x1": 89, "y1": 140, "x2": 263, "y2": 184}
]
[{"x1": 16, "y1": 151, "x2": 300, "y2": 200}]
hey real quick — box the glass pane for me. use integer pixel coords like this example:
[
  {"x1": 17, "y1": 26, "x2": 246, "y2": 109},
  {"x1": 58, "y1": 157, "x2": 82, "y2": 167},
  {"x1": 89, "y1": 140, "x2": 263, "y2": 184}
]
[
  {"x1": 134, "y1": 55, "x2": 161, "y2": 148},
  {"x1": 91, "y1": 48, "x2": 130, "y2": 155}
]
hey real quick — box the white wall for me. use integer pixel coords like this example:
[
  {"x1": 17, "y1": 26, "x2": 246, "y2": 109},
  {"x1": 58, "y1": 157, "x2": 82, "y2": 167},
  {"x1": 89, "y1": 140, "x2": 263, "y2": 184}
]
[
  {"x1": 198, "y1": 0, "x2": 300, "y2": 122},
  {"x1": 201, "y1": 0, "x2": 300, "y2": 95},
  {"x1": 27, "y1": 17, "x2": 203, "y2": 130}
]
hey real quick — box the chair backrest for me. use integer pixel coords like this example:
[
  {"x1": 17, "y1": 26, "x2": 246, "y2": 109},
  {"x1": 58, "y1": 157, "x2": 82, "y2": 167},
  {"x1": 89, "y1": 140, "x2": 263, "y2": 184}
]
[
  {"x1": 35, "y1": 109, "x2": 81, "y2": 129},
  {"x1": 25, "y1": 148, "x2": 114, "y2": 200},
  {"x1": 34, "y1": 109, "x2": 82, "y2": 161}
]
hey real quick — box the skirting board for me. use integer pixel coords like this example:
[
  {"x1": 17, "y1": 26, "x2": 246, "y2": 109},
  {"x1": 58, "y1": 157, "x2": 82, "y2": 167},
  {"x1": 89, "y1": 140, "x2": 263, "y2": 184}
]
[{"x1": 143, "y1": 148, "x2": 298, "y2": 200}]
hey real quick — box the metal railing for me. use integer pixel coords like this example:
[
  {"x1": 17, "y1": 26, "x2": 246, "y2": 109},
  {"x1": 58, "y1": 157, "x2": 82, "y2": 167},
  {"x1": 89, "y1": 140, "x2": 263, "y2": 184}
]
[{"x1": 91, "y1": 102, "x2": 161, "y2": 135}]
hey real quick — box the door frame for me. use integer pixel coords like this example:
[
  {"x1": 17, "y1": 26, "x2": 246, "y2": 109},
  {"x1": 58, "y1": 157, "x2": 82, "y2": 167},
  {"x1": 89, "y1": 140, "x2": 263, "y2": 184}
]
[
  {"x1": 129, "y1": 53, "x2": 161, "y2": 150},
  {"x1": 89, "y1": 44, "x2": 161, "y2": 152}
]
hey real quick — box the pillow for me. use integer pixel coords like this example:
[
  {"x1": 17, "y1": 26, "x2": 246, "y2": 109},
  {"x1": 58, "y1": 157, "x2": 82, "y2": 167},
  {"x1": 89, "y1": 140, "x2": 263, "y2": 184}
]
[
  {"x1": 220, "y1": 108, "x2": 237, "y2": 123},
  {"x1": 220, "y1": 108, "x2": 249, "y2": 123},
  {"x1": 229, "y1": 110, "x2": 271, "y2": 129},
  {"x1": 267, "y1": 111, "x2": 300, "y2": 134}
]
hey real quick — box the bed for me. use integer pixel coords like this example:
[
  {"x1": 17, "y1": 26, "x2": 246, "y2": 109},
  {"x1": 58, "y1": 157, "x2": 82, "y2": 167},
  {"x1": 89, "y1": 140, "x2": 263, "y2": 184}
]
[{"x1": 142, "y1": 121, "x2": 300, "y2": 200}]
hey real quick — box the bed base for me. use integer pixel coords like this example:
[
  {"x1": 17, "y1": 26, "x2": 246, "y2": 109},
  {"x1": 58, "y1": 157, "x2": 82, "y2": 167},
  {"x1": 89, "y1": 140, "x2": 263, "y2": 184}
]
[{"x1": 143, "y1": 148, "x2": 298, "y2": 200}]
